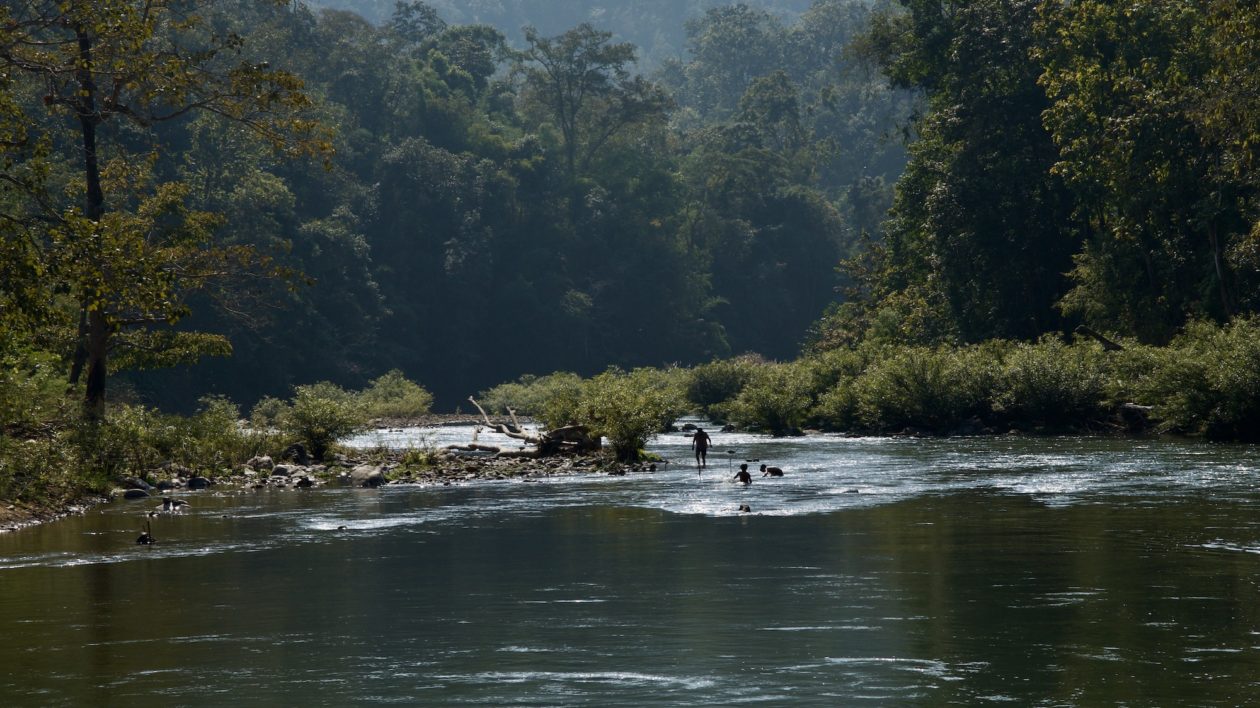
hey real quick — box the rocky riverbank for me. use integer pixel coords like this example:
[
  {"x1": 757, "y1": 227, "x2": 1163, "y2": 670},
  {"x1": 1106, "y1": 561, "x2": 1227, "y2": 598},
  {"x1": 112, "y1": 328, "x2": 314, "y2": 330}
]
[{"x1": 1, "y1": 418, "x2": 665, "y2": 533}]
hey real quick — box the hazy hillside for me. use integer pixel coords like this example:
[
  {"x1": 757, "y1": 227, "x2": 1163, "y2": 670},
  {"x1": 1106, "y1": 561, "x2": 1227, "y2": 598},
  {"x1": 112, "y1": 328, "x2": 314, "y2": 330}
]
[{"x1": 308, "y1": 0, "x2": 823, "y2": 65}]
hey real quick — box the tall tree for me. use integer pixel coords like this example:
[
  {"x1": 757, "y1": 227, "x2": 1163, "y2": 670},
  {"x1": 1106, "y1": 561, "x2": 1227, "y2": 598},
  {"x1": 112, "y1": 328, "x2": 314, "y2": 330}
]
[
  {"x1": 519, "y1": 23, "x2": 671, "y2": 182},
  {"x1": 1, "y1": 0, "x2": 323, "y2": 418},
  {"x1": 852, "y1": 0, "x2": 1079, "y2": 343},
  {"x1": 1038, "y1": 0, "x2": 1260, "y2": 340}
]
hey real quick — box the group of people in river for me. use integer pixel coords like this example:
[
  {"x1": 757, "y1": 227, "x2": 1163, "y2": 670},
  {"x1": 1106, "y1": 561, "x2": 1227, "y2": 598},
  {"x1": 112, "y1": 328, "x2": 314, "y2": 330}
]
[{"x1": 690, "y1": 427, "x2": 785, "y2": 484}]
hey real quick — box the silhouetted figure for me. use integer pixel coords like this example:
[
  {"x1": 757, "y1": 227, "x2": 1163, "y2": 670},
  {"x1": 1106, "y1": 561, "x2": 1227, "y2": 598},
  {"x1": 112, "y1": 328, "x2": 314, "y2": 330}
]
[
  {"x1": 760, "y1": 464, "x2": 784, "y2": 477},
  {"x1": 733, "y1": 463, "x2": 752, "y2": 485},
  {"x1": 738, "y1": 504, "x2": 752, "y2": 513},
  {"x1": 692, "y1": 428, "x2": 712, "y2": 472},
  {"x1": 136, "y1": 519, "x2": 156, "y2": 545}
]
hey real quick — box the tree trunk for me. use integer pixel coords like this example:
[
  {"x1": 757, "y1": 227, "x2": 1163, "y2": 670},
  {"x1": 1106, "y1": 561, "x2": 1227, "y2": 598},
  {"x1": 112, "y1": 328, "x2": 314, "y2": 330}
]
[
  {"x1": 76, "y1": 24, "x2": 109, "y2": 420},
  {"x1": 84, "y1": 308, "x2": 109, "y2": 421},
  {"x1": 1208, "y1": 223, "x2": 1232, "y2": 318}
]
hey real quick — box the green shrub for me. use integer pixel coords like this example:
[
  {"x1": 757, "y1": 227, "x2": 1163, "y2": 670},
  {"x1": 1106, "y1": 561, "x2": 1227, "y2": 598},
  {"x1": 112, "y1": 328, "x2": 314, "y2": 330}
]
[
  {"x1": 626, "y1": 366, "x2": 691, "y2": 429},
  {"x1": 0, "y1": 433, "x2": 91, "y2": 505},
  {"x1": 171, "y1": 396, "x2": 276, "y2": 472},
  {"x1": 575, "y1": 369, "x2": 680, "y2": 461},
  {"x1": 854, "y1": 345, "x2": 999, "y2": 432},
  {"x1": 811, "y1": 381, "x2": 861, "y2": 431},
  {"x1": 249, "y1": 395, "x2": 287, "y2": 429},
  {"x1": 74, "y1": 404, "x2": 163, "y2": 478},
  {"x1": 480, "y1": 372, "x2": 585, "y2": 429},
  {"x1": 0, "y1": 348, "x2": 74, "y2": 434},
  {"x1": 359, "y1": 370, "x2": 433, "y2": 419},
  {"x1": 1133, "y1": 318, "x2": 1260, "y2": 440},
  {"x1": 684, "y1": 355, "x2": 764, "y2": 418},
  {"x1": 995, "y1": 338, "x2": 1107, "y2": 428},
  {"x1": 725, "y1": 362, "x2": 814, "y2": 436},
  {"x1": 276, "y1": 381, "x2": 369, "y2": 461}
]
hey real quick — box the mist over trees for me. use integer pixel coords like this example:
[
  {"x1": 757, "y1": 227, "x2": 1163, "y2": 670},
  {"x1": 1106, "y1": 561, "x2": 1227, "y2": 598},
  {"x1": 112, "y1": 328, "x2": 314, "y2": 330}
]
[{"x1": 308, "y1": 0, "x2": 827, "y2": 66}]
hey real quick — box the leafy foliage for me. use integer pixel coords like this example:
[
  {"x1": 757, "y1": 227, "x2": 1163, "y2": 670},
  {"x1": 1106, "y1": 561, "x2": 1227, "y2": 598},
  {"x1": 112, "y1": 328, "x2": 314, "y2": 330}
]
[
  {"x1": 275, "y1": 382, "x2": 369, "y2": 462},
  {"x1": 574, "y1": 369, "x2": 684, "y2": 461},
  {"x1": 359, "y1": 370, "x2": 434, "y2": 419},
  {"x1": 479, "y1": 372, "x2": 586, "y2": 429}
]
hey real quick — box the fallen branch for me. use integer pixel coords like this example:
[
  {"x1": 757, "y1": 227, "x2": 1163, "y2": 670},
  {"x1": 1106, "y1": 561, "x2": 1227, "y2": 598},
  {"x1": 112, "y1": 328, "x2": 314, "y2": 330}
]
[{"x1": 443, "y1": 398, "x2": 601, "y2": 458}]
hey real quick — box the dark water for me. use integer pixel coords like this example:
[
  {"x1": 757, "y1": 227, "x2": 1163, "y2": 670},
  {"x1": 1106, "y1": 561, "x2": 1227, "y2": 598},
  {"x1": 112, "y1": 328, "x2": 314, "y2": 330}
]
[{"x1": 3, "y1": 430, "x2": 1260, "y2": 706}]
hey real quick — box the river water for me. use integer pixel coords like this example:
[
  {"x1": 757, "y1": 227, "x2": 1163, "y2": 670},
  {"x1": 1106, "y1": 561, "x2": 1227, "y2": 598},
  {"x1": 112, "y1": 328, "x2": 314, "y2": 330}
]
[{"x1": 3, "y1": 426, "x2": 1260, "y2": 705}]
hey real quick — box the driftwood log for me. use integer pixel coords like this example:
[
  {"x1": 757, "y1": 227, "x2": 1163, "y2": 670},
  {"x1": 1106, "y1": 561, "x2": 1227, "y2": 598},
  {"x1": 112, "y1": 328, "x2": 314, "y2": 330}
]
[{"x1": 443, "y1": 397, "x2": 600, "y2": 459}]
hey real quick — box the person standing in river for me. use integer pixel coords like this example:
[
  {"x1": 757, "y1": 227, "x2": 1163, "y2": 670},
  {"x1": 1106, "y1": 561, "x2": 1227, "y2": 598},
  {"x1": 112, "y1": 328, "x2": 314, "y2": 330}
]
[
  {"x1": 734, "y1": 463, "x2": 752, "y2": 485},
  {"x1": 692, "y1": 427, "x2": 712, "y2": 473}
]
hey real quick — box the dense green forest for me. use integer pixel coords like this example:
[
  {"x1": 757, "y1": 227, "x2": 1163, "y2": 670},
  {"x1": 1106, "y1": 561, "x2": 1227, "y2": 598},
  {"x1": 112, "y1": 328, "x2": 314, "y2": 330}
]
[
  {"x1": 2, "y1": 0, "x2": 911, "y2": 412},
  {"x1": 4, "y1": 0, "x2": 1260, "y2": 493}
]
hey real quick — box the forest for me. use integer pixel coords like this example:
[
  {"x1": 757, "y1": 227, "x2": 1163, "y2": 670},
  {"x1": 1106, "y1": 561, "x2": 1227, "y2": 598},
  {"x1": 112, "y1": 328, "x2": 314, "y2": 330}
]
[{"x1": 3, "y1": 0, "x2": 1260, "y2": 503}]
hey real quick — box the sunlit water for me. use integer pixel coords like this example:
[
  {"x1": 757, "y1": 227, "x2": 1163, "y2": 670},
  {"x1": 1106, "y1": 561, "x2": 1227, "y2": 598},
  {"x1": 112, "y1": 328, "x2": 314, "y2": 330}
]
[{"x1": 3, "y1": 424, "x2": 1260, "y2": 705}]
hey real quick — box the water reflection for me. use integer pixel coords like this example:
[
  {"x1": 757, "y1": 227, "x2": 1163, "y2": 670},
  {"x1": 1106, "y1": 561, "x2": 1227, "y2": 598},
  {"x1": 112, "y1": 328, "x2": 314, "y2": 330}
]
[{"x1": 0, "y1": 434, "x2": 1259, "y2": 704}]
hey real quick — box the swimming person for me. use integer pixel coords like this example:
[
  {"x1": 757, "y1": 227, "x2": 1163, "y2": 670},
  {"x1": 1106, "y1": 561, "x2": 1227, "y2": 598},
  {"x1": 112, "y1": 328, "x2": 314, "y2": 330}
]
[
  {"x1": 734, "y1": 463, "x2": 752, "y2": 485},
  {"x1": 692, "y1": 427, "x2": 712, "y2": 472},
  {"x1": 760, "y1": 464, "x2": 784, "y2": 477}
]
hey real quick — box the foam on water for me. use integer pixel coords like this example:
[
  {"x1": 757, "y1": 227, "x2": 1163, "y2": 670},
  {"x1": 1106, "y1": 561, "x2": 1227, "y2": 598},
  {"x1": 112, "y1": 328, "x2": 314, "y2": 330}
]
[{"x1": 341, "y1": 421, "x2": 1260, "y2": 522}]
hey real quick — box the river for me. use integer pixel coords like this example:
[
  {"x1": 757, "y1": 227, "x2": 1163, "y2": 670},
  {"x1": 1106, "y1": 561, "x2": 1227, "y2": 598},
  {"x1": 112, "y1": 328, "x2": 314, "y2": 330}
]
[{"x1": 2, "y1": 426, "x2": 1259, "y2": 705}]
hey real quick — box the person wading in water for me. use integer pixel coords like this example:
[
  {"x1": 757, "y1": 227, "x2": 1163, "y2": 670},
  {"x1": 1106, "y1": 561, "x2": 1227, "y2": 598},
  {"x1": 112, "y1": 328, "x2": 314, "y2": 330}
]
[{"x1": 692, "y1": 427, "x2": 712, "y2": 474}]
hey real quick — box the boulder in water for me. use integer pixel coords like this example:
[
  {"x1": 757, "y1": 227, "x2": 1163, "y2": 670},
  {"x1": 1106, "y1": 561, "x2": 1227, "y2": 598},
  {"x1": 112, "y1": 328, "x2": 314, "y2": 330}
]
[
  {"x1": 121, "y1": 488, "x2": 150, "y2": 500},
  {"x1": 120, "y1": 476, "x2": 152, "y2": 491},
  {"x1": 187, "y1": 476, "x2": 212, "y2": 490},
  {"x1": 349, "y1": 464, "x2": 386, "y2": 488}
]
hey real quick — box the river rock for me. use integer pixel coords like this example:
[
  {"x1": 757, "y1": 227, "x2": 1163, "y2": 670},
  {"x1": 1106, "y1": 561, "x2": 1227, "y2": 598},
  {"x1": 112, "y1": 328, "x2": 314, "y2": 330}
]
[
  {"x1": 156, "y1": 479, "x2": 176, "y2": 491},
  {"x1": 281, "y1": 443, "x2": 311, "y2": 466},
  {"x1": 121, "y1": 489, "x2": 150, "y2": 500},
  {"x1": 272, "y1": 464, "x2": 293, "y2": 477},
  {"x1": 246, "y1": 455, "x2": 274, "y2": 472},
  {"x1": 349, "y1": 464, "x2": 386, "y2": 488},
  {"x1": 187, "y1": 476, "x2": 212, "y2": 490},
  {"x1": 119, "y1": 476, "x2": 152, "y2": 491}
]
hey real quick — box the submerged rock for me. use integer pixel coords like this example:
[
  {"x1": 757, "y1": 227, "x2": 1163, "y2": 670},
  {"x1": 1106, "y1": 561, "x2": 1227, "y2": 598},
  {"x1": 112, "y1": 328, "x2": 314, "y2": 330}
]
[
  {"x1": 187, "y1": 476, "x2": 212, "y2": 490},
  {"x1": 121, "y1": 489, "x2": 150, "y2": 500}
]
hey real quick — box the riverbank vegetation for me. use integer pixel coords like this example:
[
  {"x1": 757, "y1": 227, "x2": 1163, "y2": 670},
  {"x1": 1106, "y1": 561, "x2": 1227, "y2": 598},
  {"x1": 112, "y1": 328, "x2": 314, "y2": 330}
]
[
  {"x1": 479, "y1": 318, "x2": 1260, "y2": 442},
  {"x1": 5, "y1": 1, "x2": 1260, "y2": 513}
]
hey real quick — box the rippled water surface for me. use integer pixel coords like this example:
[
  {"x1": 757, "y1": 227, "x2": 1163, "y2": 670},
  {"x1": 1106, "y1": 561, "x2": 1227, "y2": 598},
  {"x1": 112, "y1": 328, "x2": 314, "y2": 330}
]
[{"x1": 3, "y1": 426, "x2": 1260, "y2": 706}]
